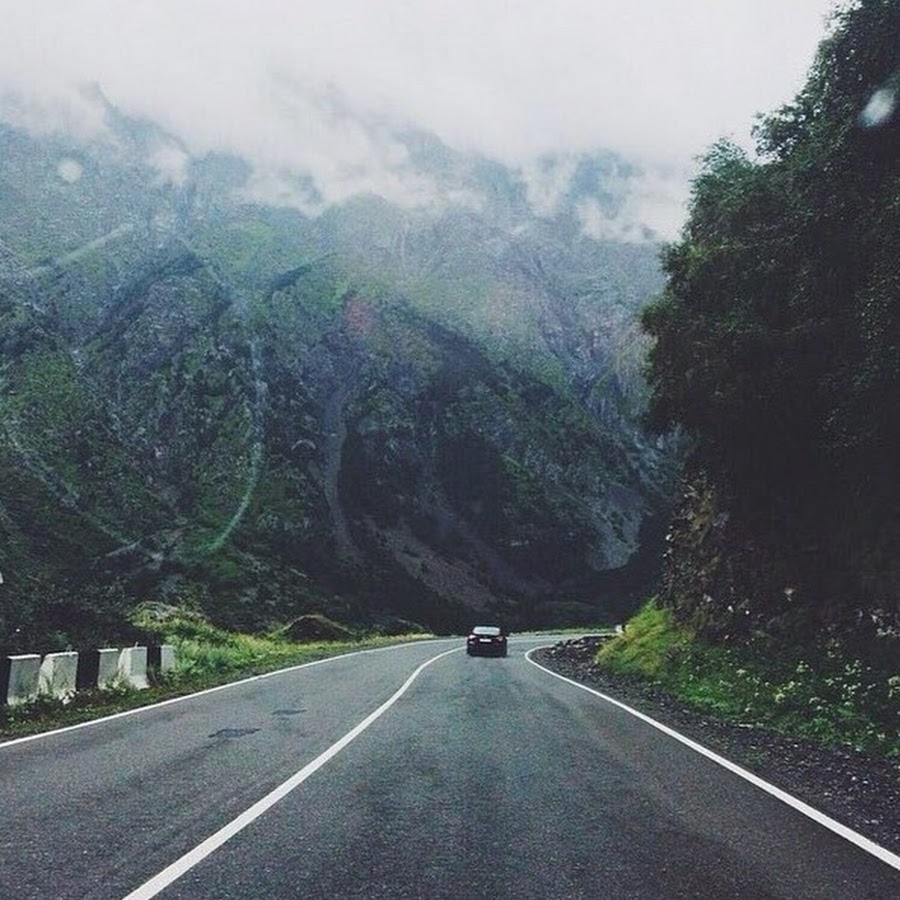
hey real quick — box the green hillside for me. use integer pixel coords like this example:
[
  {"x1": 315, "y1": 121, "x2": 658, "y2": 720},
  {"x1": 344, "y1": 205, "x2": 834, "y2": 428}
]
[{"x1": 0, "y1": 120, "x2": 677, "y2": 652}]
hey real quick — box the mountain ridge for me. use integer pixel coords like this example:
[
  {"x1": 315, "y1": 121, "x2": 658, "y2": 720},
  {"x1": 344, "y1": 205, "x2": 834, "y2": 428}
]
[{"x1": 0, "y1": 112, "x2": 678, "y2": 649}]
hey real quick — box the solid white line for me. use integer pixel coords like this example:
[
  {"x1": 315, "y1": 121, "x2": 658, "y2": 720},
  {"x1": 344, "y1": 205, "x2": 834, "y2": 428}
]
[
  {"x1": 0, "y1": 639, "x2": 455, "y2": 750},
  {"x1": 525, "y1": 648, "x2": 900, "y2": 872},
  {"x1": 121, "y1": 646, "x2": 460, "y2": 900}
]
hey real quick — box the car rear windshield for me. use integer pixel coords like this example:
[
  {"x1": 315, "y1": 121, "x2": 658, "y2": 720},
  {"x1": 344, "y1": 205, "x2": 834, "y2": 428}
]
[{"x1": 472, "y1": 626, "x2": 501, "y2": 636}]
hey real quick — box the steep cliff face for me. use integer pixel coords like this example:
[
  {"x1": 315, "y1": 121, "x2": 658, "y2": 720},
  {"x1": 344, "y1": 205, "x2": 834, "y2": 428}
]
[
  {"x1": 656, "y1": 466, "x2": 798, "y2": 640},
  {"x1": 0, "y1": 118, "x2": 678, "y2": 647}
]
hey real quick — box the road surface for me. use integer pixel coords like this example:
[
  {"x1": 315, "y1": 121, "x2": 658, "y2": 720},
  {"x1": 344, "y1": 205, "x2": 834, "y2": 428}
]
[{"x1": 1, "y1": 637, "x2": 897, "y2": 898}]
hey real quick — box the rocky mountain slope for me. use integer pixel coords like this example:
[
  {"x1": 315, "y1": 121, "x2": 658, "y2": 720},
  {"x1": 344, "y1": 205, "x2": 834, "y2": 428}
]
[{"x1": 0, "y1": 111, "x2": 678, "y2": 649}]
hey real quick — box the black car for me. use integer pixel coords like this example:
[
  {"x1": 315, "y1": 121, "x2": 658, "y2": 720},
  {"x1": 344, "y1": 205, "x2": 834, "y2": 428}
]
[{"x1": 466, "y1": 625, "x2": 508, "y2": 657}]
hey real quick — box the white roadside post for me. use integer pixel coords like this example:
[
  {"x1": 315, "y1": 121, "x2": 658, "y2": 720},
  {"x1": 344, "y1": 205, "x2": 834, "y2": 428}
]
[
  {"x1": 117, "y1": 647, "x2": 150, "y2": 690},
  {"x1": 38, "y1": 651, "x2": 79, "y2": 702},
  {"x1": 159, "y1": 645, "x2": 176, "y2": 674},
  {"x1": 6, "y1": 654, "x2": 42, "y2": 706},
  {"x1": 97, "y1": 648, "x2": 121, "y2": 689}
]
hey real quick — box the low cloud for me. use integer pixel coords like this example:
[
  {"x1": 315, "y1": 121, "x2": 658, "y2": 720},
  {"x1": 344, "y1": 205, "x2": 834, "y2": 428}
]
[
  {"x1": 0, "y1": 1, "x2": 834, "y2": 237},
  {"x1": 56, "y1": 157, "x2": 84, "y2": 183},
  {"x1": 148, "y1": 143, "x2": 191, "y2": 187},
  {"x1": 520, "y1": 156, "x2": 580, "y2": 219},
  {"x1": 576, "y1": 170, "x2": 689, "y2": 243}
]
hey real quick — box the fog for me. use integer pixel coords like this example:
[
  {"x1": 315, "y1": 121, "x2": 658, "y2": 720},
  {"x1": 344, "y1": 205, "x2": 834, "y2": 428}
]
[{"x1": 0, "y1": 0, "x2": 838, "y2": 238}]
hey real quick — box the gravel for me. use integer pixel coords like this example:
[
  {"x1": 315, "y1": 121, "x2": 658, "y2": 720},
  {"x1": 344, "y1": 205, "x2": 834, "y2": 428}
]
[{"x1": 533, "y1": 637, "x2": 900, "y2": 857}]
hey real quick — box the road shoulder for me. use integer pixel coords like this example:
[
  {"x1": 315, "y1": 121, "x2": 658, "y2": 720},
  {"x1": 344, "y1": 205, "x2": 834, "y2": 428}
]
[{"x1": 533, "y1": 639, "x2": 900, "y2": 857}]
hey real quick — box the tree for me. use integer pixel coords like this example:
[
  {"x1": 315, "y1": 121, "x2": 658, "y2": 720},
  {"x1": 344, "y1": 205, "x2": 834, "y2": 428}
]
[{"x1": 642, "y1": 0, "x2": 900, "y2": 622}]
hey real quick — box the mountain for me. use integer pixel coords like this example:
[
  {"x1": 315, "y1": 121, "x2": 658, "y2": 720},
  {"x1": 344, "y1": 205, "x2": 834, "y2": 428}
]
[{"x1": 0, "y1": 108, "x2": 678, "y2": 650}]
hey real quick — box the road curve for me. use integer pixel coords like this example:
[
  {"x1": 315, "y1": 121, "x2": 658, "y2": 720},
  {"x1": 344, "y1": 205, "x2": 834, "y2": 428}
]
[{"x1": 1, "y1": 637, "x2": 897, "y2": 899}]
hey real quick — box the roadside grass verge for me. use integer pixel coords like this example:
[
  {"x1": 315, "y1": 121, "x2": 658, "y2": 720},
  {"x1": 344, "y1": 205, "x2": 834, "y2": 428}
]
[
  {"x1": 596, "y1": 601, "x2": 900, "y2": 758},
  {"x1": 0, "y1": 610, "x2": 437, "y2": 742}
]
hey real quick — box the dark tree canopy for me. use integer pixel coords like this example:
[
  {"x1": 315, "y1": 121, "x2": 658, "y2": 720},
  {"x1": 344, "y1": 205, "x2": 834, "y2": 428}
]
[{"x1": 642, "y1": 0, "x2": 900, "y2": 620}]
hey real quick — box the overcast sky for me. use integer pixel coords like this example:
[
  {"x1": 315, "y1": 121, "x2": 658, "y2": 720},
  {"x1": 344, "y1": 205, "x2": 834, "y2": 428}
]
[{"x1": 0, "y1": 0, "x2": 840, "y2": 237}]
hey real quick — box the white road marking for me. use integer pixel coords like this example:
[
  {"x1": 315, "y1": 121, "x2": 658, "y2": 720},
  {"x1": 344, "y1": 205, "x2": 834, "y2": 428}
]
[
  {"x1": 121, "y1": 646, "x2": 461, "y2": 900},
  {"x1": 526, "y1": 648, "x2": 900, "y2": 872},
  {"x1": 0, "y1": 639, "x2": 455, "y2": 750}
]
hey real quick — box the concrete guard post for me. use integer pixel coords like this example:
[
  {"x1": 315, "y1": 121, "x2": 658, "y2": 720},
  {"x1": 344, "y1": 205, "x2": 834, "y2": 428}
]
[
  {"x1": 97, "y1": 648, "x2": 121, "y2": 689},
  {"x1": 117, "y1": 646, "x2": 149, "y2": 690},
  {"x1": 6, "y1": 654, "x2": 41, "y2": 706},
  {"x1": 160, "y1": 644, "x2": 176, "y2": 674},
  {"x1": 39, "y1": 651, "x2": 78, "y2": 702}
]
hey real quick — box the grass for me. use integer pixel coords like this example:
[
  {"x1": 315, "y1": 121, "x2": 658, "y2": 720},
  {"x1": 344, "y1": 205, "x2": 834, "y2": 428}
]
[
  {"x1": 0, "y1": 608, "x2": 437, "y2": 742},
  {"x1": 596, "y1": 601, "x2": 900, "y2": 758}
]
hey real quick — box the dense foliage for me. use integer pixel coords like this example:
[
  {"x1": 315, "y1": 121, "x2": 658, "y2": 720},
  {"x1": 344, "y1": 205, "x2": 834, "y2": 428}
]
[
  {"x1": 598, "y1": 601, "x2": 899, "y2": 757},
  {"x1": 641, "y1": 1, "x2": 899, "y2": 632}
]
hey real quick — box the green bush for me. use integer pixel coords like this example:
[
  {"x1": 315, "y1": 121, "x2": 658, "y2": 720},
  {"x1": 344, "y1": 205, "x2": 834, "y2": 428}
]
[
  {"x1": 598, "y1": 600, "x2": 899, "y2": 757},
  {"x1": 597, "y1": 601, "x2": 694, "y2": 677}
]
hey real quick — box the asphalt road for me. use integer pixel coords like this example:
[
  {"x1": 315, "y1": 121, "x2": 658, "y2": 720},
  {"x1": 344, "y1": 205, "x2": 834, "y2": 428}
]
[{"x1": 1, "y1": 637, "x2": 897, "y2": 899}]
